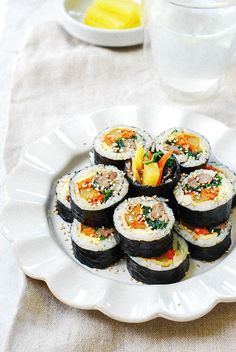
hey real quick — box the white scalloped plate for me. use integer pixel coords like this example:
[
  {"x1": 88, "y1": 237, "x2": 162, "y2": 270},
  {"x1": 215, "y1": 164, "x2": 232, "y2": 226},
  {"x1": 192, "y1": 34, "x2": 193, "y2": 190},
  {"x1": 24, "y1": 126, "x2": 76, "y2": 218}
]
[{"x1": 1, "y1": 105, "x2": 236, "y2": 323}]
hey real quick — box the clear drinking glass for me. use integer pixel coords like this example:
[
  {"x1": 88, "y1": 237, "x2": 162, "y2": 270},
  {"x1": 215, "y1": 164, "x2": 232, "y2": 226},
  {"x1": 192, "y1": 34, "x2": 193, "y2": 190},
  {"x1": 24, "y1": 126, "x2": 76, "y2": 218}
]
[{"x1": 144, "y1": 0, "x2": 236, "y2": 101}]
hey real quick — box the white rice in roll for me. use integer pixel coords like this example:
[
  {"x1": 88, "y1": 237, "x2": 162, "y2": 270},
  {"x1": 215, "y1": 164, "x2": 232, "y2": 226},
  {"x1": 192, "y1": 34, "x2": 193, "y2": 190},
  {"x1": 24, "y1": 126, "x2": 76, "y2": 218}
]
[
  {"x1": 174, "y1": 169, "x2": 233, "y2": 211},
  {"x1": 113, "y1": 196, "x2": 175, "y2": 242},
  {"x1": 174, "y1": 220, "x2": 232, "y2": 247},
  {"x1": 94, "y1": 125, "x2": 152, "y2": 161},
  {"x1": 56, "y1": 173, "x2": 74, "y2": 208},
  {"x1": 155, "y1": 128, "x2": 211, "y2": 168},
  {"x1": 70, "y1": 164, "x2": 129, "y2": 210},
  {"x1": 71, "y1": 219, "x2": 118, "y2": 252},
  {"x1": 205, "y1": 162, "x2": 236, "y2": 198}
]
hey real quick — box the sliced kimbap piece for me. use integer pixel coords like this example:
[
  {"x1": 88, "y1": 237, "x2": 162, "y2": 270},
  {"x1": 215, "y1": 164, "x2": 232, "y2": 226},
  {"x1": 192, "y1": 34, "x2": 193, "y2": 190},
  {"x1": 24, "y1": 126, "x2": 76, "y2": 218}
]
[
  {"x1": 93, "y1": 125, "x2": 152, "y2": 170},
  {"x1": 70, "y1": 165, "x2": 129, "y2": 228},
  {"x1": 113, "y1": 196, "x2": 175, "y2": 257},
  {"x1": 71, "y1": 219, "x2": 123, "y2": 269},
  {"x1": 204, "y1": 162, "x2": 236, "y2": 207},
  {"x1": 174, "y1": 220, "x2": 232, "y2": 262},
  {"x1": 127, "y1": 234, "x2": 189, "y2": 284},
  {"x1": 155, "y1": 128, "x2": 211, "y2": 173},
  {"x1": 56, "y1": 173, "x2": 74, "y2": 223},
  {"x1": 174, "y1": 169, "x2": 233, "y2": 227},
  {"x1": 125, "y1": 144, "x2": 180, "y2": 198}
]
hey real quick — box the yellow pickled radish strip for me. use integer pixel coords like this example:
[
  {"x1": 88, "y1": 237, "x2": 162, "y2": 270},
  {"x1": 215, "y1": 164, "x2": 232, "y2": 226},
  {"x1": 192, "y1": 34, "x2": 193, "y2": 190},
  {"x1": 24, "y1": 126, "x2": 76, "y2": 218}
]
[
  {"x1": 152, "y1": 258, "x2": 173, "y2": 267},
  {"x1": 83, "y1": 17, "x2": 101, "y2": 29},
  {"x1": 133, "y1": 145, "x2": 145, "y2": 172},
  {"x1": 84, "y1": 0, "x2": 141, "y2": 30},
  {"x1": 94, "y1": 0, "x2": 141, "y2": 23},
  {"x1": 84, "y1": 6, "x2": 127, "y2": 29},
  {"x1": 142, "y1": 163, "x2": 160, "y2": 187}
]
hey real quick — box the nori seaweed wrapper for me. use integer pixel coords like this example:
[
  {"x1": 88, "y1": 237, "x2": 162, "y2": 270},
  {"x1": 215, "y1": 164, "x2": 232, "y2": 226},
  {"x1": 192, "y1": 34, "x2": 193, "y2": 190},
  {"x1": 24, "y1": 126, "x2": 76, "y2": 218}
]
[
  {"x1": 71, "y1": 198, "x2": 126, "y2": 228},
  {"x1": 185, "y1": 231, "x2": 232, "y2": 262},
  {"x1": 180, "y1": 162, "x2": 208, "y2": 174},
  {"x1": 71, "y1": 239, "x2": 123, "y2": 269},
  {"x1": 167, "y1": 197, "x2": 180, "y2": 220},
  {"x1": 127, "y1": 255, "x2": 190, "y2": 285},
  {"x1": 94, "y1": 149, "x2": 126, "y2": 171},
  {"x1": 177, "y1": 198, "x2": 232, "y2": 228},
  {"x1": 233, "y1": 195, "x2": 236, "y2": 208},
  {"x1": 115, "y1": 231, "x2": 173, "y2": 258},
  {"x1": 56, "y1": 200, "x2": 74, "y2": 223}
]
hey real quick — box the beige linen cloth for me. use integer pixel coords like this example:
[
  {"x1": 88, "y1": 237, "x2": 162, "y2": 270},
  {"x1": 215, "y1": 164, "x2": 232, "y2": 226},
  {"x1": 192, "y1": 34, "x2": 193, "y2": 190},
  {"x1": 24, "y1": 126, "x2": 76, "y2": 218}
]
[{"x1": 3, "y1": 22, "x2": 236, "y2": 352}]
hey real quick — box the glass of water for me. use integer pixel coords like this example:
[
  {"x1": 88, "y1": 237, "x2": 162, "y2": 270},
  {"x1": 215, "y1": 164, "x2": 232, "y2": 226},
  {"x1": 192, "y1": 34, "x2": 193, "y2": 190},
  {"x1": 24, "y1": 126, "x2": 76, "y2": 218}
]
[{"x1": 144, "y1": 0, "x2": 236, "y2": 101}]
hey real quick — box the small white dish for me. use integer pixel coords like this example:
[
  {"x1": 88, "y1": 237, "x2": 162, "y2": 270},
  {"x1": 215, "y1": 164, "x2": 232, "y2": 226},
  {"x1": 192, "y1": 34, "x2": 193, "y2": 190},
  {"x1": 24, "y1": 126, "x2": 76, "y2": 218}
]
[
  {"x1": 1, "y1": 105, "x2": 236, "y2": 323},
  {"x1": 60, "y1": 0, "x2": 144, "y2": 47}
]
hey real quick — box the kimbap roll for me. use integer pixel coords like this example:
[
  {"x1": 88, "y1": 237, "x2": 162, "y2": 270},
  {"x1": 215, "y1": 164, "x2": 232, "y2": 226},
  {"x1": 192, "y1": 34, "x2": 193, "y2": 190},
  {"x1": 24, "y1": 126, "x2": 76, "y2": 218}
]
[
  {"x1": 93, "y1": 125, "x2": 152, "y2": 170},
  {"x1": 174, "y1": 169, "x2": 233, "y2": 227},
  {"x1": 71, "y1": 220, "x2": 123, "y2": 269},
  {"x1": 155, "y1": 128, "x2": 211, "y2": 173},
  {"x1": 125, "y1": 145, "x2": 180, "y2": 198},
  {"x1": 127, "y1": 234, "x2": 189, "y2": 284},
  {"x1": 174, "y1": 220, "x2": 232, "y2": 262},
  {"x1": 113, "y1": 196, "x2": 175, "y2": 257},
  {"x1": 204, "y1": 162, "x2": 236, "y2": 207},
  {"x1": 56, "y1": 173, "x2": 74, "y2": 223},
  {"x1": 70, "y1": 165, "x2": 129, "y2": 228}
]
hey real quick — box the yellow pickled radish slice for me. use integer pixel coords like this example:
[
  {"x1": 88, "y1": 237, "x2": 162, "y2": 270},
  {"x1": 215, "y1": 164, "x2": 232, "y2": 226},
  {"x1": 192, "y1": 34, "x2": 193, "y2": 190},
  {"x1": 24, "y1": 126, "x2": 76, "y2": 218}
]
[
  {"x1": 133, "y1": 145, "x2": 145, "y2": 172},
  {"x1": 142, "y1": 163, "x2": 160, "y2": 187},
  {"x1": 152, "y1": 257, "x2": 173, "y2": 267},
  {"x1": 84, "y1": 6, "x2": 127, "y2": 29},
  {"x1": 84, "y1": 0, "x2": 141, "y2": 30},
  {"x1": 94, "y1": 0, "x2": 141, "y2": 23},
  {"x1": 79, "y1": 188, "x2": 99, "y2": 201}
]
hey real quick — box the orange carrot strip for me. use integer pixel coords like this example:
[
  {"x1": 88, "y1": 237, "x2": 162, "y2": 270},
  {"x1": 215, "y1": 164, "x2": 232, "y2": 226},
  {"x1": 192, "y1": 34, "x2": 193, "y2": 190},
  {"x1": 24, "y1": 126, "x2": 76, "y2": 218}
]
[
  {"x1": 201, "y1": 188, "x2": 219, "y2": 200},
  {"x1": 103, "y1": 129, "x2": 135, "y2": 146},
  {"x1": 104, "y1": 134, "x2": 116, "y2": 146},
  {"x1": 121, "y1": 129, "x2": 136, "y2": 139},
  {"x1": 165, "y1": 249, "x2": 176, "y2": 260},
  {"x1": 194, "y1": 227, "x2": 209, "y2": 235},
  {"x1": 132, "y1": 204, "x2": 142, "y2": 215},
  {"x1": 176, "y1": 134, "x2": 200, "y2": 152},
  {"x1": 82, "y1": 226, "x2": 97, "y2": 237},
  {"x1": 89, "y1": 193, "x2": 104, "y2": 204},
  {"x1": 130, "y1": 221, "x2": 146, "y2": 229},
  {"x1": 77, "y1": 176, "x2": 94, "y2": 189},
  {"x1": 153, "y1": 249, "x2": 176, "y2": 261}
]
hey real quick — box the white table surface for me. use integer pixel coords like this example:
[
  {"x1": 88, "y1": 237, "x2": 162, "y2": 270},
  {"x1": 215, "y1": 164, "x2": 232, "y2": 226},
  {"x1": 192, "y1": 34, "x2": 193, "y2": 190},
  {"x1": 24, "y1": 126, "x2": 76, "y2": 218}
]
[{"x1": 0, "y1": 1, "x2": 60, "y2": 348}]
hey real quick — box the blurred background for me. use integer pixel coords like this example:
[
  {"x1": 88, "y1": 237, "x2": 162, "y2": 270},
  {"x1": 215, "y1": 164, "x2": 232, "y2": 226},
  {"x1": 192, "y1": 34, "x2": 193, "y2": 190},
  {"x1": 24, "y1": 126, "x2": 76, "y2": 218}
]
[{"x1": 0, "y1": 1, "x2": 60, "y2": 347}]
